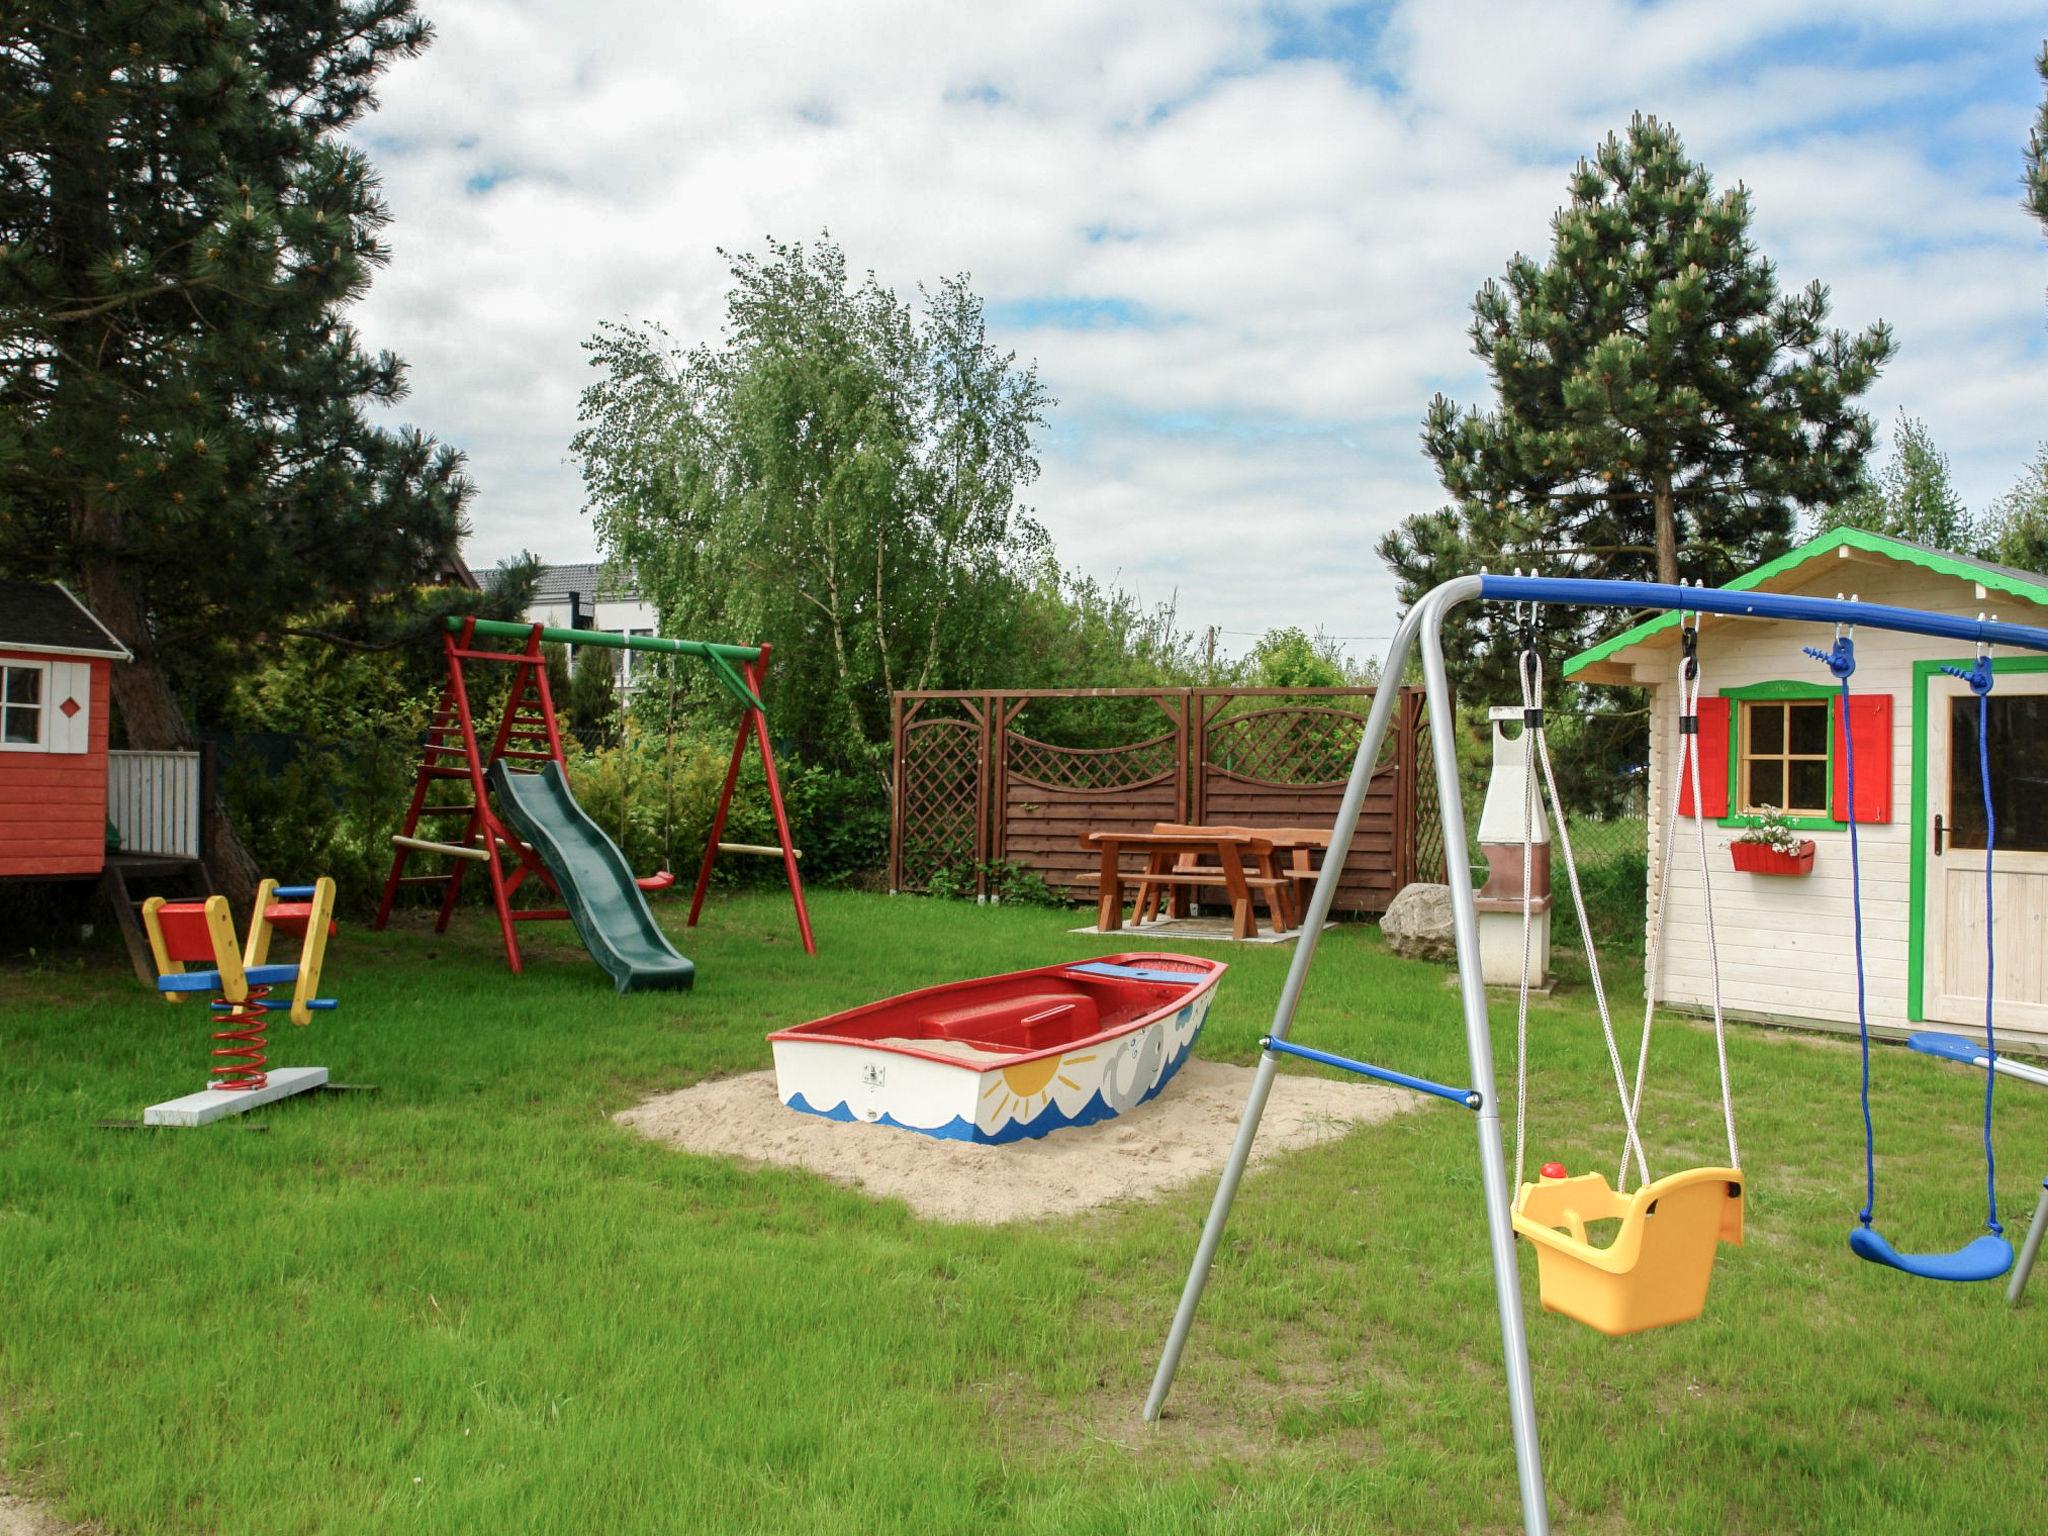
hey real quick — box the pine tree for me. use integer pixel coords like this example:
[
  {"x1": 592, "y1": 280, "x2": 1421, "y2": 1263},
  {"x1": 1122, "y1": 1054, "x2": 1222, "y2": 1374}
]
[
  {"x1": 1817, "y1": 413, "x2": 1974, "y2": 550},
  {"x1": 2028, "y1": 43, "x2": 2047, "y2": 233},
  {"x1": 0, "y1": 2, "x2": 472, "y2": 902},
  {"x1": 1981, "y1": 444, "x2": 2048, "y2": 575},
  {"x1": 1386, "y1": 113, "x2": 1894, "y2": 635}
]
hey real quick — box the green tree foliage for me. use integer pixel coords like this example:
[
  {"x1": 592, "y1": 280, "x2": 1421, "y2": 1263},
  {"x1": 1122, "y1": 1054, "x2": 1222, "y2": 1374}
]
[
  {"x1": 1385, "y1": 113, "x2": 1893, "y2": 682},
  {"x1": 565, "y1": 643, "x2": 620, "y2": 751},
  {"x1": 2029, "y1": 43, "x2": 2048, "y2": 234},
  {"x1": 1817, "y1": 413, "x2": 1974, "y2": 550},
  {"x1": 574, "y1": 236, "x2": 1053, "y2": 772},
  {"x1": 1246, "y1": 626, "x2": 1357, "y2": 689},
  {"x1": 1981, "y1": 444, "x2": 2048, "y2": 574},
  {"x1": 0, "y1": 1, "x2": 475, "y2": 900}
]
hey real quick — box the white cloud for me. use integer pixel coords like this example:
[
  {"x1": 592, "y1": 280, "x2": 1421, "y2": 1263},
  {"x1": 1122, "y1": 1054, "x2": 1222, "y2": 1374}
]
[{"x1": 349, "y1": 0, "x2": 2048, "y2": 659}]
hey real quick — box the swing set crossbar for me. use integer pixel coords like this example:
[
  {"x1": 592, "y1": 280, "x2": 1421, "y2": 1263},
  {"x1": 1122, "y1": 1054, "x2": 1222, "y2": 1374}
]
[{"x1": 1261, "y1": 1036, "x2": 1481, "y2": 1109}]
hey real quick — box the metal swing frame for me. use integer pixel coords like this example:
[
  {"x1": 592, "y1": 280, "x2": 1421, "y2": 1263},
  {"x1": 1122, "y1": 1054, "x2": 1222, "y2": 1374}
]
[{"x1": 1141, "y1": 574, "x2": 2048, "y2": 1536}]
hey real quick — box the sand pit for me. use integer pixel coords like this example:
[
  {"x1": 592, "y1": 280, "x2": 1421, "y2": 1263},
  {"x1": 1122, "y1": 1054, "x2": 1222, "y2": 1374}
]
[
  {"x1": 0, "y1": 1493, "x2": 69, "y2": 1536},
  {"x1": 616, "y1": 1058, "x2": 1417, "y2": 1224}
]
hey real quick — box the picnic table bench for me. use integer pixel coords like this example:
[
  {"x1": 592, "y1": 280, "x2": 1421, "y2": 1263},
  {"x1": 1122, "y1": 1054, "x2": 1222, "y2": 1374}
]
[
  {"x1": 1131, "y1": 824, "x2": 1334, "y2": 931},
  {"x1": 1080, "y1": 828, "x2": 1293, "y2": 940}
]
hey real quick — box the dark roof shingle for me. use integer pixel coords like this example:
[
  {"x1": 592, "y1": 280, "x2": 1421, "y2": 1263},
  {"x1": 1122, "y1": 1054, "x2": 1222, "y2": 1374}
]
[{"x1": 0, "y1": 581, "x2": 132, "y2": 658}]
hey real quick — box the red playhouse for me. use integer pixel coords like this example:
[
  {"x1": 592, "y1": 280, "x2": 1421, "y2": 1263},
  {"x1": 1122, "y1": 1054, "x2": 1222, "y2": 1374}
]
[
  {"x1": 372, "y1": 617, "x2": 813, "y2": 989},
  {"x1": 0, "y1": 580, "x2": 132, "y2": 880}
]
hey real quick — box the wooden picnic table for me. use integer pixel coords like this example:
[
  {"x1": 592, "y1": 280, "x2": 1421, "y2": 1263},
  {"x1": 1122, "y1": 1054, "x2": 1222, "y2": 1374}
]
[
  {"x1": 1133, "y1": 824, "x2": 1334, "y2": 931},
  {"x1": 1080, "y1": 829, "x2": 1289, "y2": 940}
]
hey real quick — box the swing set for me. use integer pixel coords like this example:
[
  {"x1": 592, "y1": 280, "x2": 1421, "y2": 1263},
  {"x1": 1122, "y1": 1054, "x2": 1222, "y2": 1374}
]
[
  {"x1": 373, "y1": 616, "x2": 814, "y2": 979},
  {"x1": 1141, "y1": 575, "x2": 2048, "y2": 1536}
]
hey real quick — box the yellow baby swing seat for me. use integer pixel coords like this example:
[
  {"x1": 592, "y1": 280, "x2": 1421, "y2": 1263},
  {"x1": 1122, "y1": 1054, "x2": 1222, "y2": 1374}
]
[{"x1": 1512, "y1": 1167, "x2": 1743, "y2": 1335}]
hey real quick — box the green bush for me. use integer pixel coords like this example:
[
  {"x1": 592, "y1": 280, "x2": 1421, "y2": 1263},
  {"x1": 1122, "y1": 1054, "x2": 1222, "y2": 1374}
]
[
  {"x1": 922, "y1": 859, "x2": 1063, "y2": 907},
  {"x1": 218, "y1": 725, "x2": 424, "y2": 913}
]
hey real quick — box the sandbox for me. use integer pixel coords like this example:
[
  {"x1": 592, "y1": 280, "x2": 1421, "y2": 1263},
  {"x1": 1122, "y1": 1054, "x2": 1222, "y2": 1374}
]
[{"x1": 615, "y1": 1058, "x2": 1416, "y2": 1224}]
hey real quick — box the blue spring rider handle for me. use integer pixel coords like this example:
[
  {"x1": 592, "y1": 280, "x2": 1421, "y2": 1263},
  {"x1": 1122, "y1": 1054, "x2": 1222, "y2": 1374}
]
[{"x1": 1810, "y1": 635, "x2": 2012, "y2": 1282}]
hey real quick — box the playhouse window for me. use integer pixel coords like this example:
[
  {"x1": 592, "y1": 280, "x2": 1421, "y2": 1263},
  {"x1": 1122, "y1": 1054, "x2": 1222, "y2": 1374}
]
[
  {"x1": 1738, "y1": 698, "x2": 1828, "y2": 816},
  {"x1": 1, "y1": 663, "x2": 44, "y2": 747}
]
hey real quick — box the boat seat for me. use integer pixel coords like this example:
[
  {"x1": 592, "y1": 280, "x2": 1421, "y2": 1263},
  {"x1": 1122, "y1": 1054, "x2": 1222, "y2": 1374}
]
[
  {"x1": 1511, "y1": 1167, "x2": 1743, "y2": 1335},
  {"x1": 916, "y1": 991, "x2": 1098, "y2": 1051}
]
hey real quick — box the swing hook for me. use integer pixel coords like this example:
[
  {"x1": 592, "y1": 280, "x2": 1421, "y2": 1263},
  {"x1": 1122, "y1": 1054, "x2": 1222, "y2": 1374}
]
[
  {"x1": 1940, "y1": 613, "x2": 1996, "y2": 696},
  {"x1": 1678, "y1": 580, "x2": 1702, "y2": 682},
  {"x1": 1803, "y1": 594, "x2": 1858, "y2": 679},
  {"x1": 1508, "y1": 568, "x2": 1543, "y2": 659}
]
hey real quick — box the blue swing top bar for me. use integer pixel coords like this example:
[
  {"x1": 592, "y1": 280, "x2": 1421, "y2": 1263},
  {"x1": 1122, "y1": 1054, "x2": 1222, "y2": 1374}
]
[{"x1": 1479, "y1": 576, "x2": 2048, "y2": 656}]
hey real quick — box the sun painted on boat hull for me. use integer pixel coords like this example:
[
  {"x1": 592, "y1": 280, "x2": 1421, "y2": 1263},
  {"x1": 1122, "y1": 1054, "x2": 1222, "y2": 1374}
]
[{"x1": 768, "y1": 955, "x2": 1224, "y2": 1144}]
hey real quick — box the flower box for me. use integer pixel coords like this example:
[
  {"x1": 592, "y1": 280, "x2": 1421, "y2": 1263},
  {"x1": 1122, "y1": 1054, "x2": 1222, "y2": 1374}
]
[{"x1": 1730, "y1": 839, "x2": 1815, "y2": 876}]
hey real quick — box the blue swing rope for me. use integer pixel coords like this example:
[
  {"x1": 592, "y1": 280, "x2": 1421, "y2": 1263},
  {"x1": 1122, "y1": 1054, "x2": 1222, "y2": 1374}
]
[
  {"x1": 1944, "y1": 653, "x2": 2002, "y2": 1238},
  {"x1": 1812, "y1": 631, "x2": 2005, "y2": 1250},
  {"x1": 1805, "y1": 634, "x2": 1878, "y2": 1226}
]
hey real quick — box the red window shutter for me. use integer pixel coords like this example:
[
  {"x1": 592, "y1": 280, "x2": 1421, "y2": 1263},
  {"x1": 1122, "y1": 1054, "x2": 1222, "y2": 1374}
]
[
  {"x1": 1832, "y1": 694, "x2": 1892, "y2": 823},
  {"x1": 1678, "y1": 696, "x2": 1730, "y2": 819}
]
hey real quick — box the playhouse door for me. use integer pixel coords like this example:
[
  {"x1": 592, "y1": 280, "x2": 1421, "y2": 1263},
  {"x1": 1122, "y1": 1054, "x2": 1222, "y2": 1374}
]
[{"x1": 1923, "y1": 671, "x2": 2048, "y2": 1034}]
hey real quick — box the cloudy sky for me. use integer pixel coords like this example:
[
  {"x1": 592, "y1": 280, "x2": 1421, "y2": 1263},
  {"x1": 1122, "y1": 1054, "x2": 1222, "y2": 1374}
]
[{"x1": 351, "y1": 1, "x2": 2048, "y2": 660}]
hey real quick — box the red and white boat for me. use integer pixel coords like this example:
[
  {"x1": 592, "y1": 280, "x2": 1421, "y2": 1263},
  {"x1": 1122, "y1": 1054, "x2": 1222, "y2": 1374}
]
[{"x1": 767, "y1": 954, "x2": 1226, "y2": 1143}]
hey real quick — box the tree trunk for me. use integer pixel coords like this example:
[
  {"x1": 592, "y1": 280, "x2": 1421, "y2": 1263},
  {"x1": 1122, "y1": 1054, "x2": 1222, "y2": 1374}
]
[
  {"x1": 75, "y1": 497, "x2": 260, "y2": 911},
  {"x1": 1652, "y1": 468, "x2": 1679, "y2": 586}
]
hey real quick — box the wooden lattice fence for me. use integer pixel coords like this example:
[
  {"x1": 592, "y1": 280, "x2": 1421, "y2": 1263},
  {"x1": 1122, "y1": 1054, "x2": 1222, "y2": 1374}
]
[{"x1": 890, "y1": 686, "x2": 1440, "y2": 913}]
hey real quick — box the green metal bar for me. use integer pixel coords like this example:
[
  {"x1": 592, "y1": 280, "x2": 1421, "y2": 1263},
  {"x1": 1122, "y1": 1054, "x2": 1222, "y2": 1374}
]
[{"x1": 445, "y1": 616, "x2": 762, "y2": 664}]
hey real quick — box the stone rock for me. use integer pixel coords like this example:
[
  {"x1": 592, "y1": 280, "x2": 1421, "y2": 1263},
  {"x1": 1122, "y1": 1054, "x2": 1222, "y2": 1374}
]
[{"x1": 1380, "y1": 882, "x2": 1457, "y2": 962}]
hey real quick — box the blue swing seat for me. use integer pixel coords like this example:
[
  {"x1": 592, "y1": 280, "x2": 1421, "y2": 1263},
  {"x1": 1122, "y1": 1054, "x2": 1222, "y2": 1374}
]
[{"x1": 1849, "y1": 1225, "x2": 2013, "y2": 1283}]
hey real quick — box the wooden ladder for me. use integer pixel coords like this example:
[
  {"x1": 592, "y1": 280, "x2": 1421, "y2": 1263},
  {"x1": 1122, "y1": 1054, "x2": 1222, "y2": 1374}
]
[
  {"x1": 100, "y1": 853, "x2": 212, "y2": 984},
  {"x1": 372, "y1": 621, "x2": 566, "y2": 972}
]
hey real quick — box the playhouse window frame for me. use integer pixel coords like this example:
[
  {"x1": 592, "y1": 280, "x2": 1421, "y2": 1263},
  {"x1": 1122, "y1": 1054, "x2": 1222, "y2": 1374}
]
[
  {"x1": 0, "y1": 660, "x2": 48, "y2": 751},
  {"x1": 1717, "y1": 680, "x2": 1845, "y2": 833}
]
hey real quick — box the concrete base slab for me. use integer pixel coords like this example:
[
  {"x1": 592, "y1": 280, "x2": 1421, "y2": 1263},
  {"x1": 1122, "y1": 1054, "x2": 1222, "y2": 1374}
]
[{"x1": 144, "y1": 1066, "x2": 329, "y2": 1127}]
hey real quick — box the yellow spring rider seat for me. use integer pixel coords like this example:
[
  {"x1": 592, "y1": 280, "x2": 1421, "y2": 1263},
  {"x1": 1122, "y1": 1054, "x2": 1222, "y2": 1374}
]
[{"x1": 1506, "y1": 609, "x2": 1743, "y2": 1336}]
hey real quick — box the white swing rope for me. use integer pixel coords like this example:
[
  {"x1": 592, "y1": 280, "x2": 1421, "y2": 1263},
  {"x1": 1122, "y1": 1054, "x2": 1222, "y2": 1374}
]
[
  {"x1": 1514, "y1": 631, "x2": 1650, "y2": 1199},
  {"x1": 1617, "y1": 597, "x2": 1739, "y2": 1192}
]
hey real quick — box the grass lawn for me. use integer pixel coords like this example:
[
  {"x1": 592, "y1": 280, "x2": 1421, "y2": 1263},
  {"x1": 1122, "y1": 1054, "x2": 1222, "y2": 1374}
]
[{"x1": 2, "y1": 889, "x2": 2043, "y2": 1533}]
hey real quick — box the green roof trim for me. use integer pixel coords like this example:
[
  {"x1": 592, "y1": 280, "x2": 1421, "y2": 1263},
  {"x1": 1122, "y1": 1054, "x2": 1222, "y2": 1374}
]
[{"x1": 1562, "y1": 527, "x2": 2048, "y2": 679}]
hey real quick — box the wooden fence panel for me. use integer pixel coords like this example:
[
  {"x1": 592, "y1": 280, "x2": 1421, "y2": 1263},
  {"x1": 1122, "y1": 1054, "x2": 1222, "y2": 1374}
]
[
  {"x1": 889, "y1": 697, "x2": 987, "y2": 894},
  {"x1": 1193, "y1": 693, "x2": 1412, "y2": 916},
  {"x1": 996, "y1": 697, "x2": 1185, "y2": 900}
]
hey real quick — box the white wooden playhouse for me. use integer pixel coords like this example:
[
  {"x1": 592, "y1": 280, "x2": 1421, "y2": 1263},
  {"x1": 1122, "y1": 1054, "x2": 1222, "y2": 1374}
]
[{"x1": 1565, "y1": 527, "x2": 2048, "y2": 1054}]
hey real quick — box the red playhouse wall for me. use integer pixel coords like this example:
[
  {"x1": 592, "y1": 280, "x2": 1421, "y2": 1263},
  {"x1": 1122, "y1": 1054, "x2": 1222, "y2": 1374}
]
[{"x1": 0, "y1": 649, "x2": 111, "y2": 878}]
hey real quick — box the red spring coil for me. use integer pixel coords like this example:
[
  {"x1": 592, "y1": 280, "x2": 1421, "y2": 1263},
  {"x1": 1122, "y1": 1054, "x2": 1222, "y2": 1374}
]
[{"x1": 210, "y1": 985, "x2": 272, "y2": 1091}]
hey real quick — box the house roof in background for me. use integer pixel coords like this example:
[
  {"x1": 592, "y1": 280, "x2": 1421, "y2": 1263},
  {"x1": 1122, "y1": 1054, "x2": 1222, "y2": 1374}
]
[
  {"x1": 531, "y1": 561, "x2": 640, "y2": 604},
  {"x1": 0, "y1": 580, "x2": 133, "y2": 659},
  {"x1": 1563, "y1": 527, "x2": 2048, "y2": 681}
]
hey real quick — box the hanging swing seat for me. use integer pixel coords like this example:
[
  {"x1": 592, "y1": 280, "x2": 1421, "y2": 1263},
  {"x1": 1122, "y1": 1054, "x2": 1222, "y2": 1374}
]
[
  {"x1": 635, "y1": 871, "x2": 677, "y2": 892},
  {"x1": 1512, "y1": 1167, "x2": 1744, "y2": 1335},
  {"x1": 1848, "y1": 1225, "x2": 2012, "y2": 1283}
]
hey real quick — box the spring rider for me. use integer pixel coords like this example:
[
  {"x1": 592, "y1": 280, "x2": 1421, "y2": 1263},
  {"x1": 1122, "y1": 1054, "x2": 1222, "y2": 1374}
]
[{"x1": 140, "y1": 877, "x2": 339, "y2": 1126}]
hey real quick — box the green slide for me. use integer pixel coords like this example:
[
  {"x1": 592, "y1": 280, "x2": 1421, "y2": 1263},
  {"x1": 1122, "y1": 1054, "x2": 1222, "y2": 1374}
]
[{"x1": 487, "y1": 762, "x2": 695, "y2": 994}]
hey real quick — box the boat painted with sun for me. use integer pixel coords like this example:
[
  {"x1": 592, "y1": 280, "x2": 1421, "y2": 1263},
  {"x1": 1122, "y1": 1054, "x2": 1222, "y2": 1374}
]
[{"x1": 767, "y1": 954, "x2": 1226, "y2": 1143}]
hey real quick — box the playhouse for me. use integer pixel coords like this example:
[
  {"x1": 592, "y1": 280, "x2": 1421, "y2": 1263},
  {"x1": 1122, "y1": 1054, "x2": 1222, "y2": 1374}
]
[
  {"x1": 0, "y1": 580, "x2": 131, "y2": 879},
  {"x1": 1564, "y1": 528, "x2": 2048, "y2": 1053}
]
